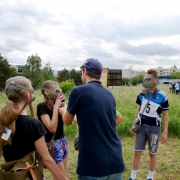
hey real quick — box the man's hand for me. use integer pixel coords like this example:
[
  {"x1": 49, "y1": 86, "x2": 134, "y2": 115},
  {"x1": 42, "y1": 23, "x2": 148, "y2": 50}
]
[
  {"x1": 58, "y1": 105, "x2": 67, "y2": 116},
  {"x1": 161, "y1": 131, "x2": 168, "y2": 144},
  {"x1": 131, "y1": 126, "x2": 136, "y2": 135}
]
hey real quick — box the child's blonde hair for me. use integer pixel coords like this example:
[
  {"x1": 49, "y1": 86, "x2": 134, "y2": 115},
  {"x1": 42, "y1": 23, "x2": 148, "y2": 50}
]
[{"x1": 0, "y1": 76, "x2": 32, "y2": 146}]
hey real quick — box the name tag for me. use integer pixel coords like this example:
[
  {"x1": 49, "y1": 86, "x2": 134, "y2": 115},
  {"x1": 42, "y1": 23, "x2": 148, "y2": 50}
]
[{"x1": 1, "y1": 127, "x2": 12, "y2": 141}]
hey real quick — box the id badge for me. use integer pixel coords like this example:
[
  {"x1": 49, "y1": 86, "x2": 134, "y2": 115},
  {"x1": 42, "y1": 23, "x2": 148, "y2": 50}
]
[{"x1": 1, "y1": 127, "x2": 12, "y2": 141}]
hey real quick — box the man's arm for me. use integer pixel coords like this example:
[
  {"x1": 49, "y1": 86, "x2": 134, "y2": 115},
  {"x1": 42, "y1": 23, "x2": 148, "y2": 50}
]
[
  {"x1": 161, "y1": 110, "x2": 168, "y2": 144},
  {"x1": 116, "y1": 110, "x2": 123, "y2": 126},
  {"x1": 59, "y1": 106, "x2": 75, "y2": 126}
]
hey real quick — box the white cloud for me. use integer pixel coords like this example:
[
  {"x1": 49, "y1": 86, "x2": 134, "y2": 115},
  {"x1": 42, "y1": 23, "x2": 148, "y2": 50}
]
[{"x1": 1, "y1": 0, "x2": 180, "y2": 72}]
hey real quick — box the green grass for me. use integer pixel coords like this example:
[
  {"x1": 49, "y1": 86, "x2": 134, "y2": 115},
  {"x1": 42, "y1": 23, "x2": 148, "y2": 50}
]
[{"x1": 0, "y1": 86, "x2": 180, "y2": 180}]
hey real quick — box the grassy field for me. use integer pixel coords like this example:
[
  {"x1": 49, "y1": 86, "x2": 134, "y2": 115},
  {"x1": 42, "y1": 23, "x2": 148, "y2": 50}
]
[{"x1": 0, "y1": 85, "x2": 180, "y2": 180}]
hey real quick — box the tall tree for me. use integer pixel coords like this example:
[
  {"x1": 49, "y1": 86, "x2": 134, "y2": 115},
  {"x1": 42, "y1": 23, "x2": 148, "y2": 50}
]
[
  {"x1": 0, "y1": 54, "x2": 17, "y2": 91},
  {"x1": 42, "y1": 62, "x2": 55, "y2": 81},
  {"x1": 69, "y1": 69, "x2": 82, "y2": 86},
  {"x1": 23, "y1": 54, "x2": 43, "y2": 90},
  {"x1": 59, "y1": 68, "x2": 70, "y2": 82},
  {"x1": 122, "y1": 78, "x2": 130, "y2": 86}
]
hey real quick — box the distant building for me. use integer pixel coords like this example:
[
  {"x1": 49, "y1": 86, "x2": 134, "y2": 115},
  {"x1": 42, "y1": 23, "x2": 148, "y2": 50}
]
[
  {"x1": 158, "y1": 79, "x2": 180, "y2": 85},
  {"x1": 156, "y1": 66, "x2": 180, "y2": 76},
  {"x1": 11, "y1": 65, "x2": 25, "y2": 73},
  {"x1": 122, "y1": 67, "x2": 145, "y2": 79},
  {"x1": 122, "y1": 66, "x2": 180, "y2": 79}
]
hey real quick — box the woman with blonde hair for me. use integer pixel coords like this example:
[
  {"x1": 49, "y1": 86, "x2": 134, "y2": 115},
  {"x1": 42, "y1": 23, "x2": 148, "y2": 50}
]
[{"x1": 0, "y1": 76, "x2": 68, "y2": 180}]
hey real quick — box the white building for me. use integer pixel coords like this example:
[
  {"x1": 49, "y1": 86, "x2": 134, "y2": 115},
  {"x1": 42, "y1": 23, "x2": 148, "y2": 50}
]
[
  {"x1": 122, "y1": 67, "x2": 145, "y2": 79},
  {"x1": 156, "y1": 66, "x2": 180, "y2": 76},
  {"x1": 122, "y1": 66, "x2": 180, "y2": 78}
]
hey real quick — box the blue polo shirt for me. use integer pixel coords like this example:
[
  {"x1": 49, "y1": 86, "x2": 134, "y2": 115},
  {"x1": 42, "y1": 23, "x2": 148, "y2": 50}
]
[{"x1": 67, "y1": 81, "x2": 124, "y2": 177}]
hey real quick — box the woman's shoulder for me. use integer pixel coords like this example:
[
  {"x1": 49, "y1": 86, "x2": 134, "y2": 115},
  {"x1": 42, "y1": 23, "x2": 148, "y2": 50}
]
[
  {"x1": 17, "y1": 115, "x2": 46, "y2": 134},
  {"x1": 17, "y1": 115, "x2": 42, "y2": 126},
  {"x1": 37, "y1": 102, "x2": 45, "y2": 107}
]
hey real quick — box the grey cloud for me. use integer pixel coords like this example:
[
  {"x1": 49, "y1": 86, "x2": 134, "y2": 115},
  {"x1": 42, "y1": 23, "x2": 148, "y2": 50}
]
[
  {"x1": 66, "y1": 12, "x2": 180, "y2": 41},
  {"x1": 84, "y1": 46, "x2": 114, "y2": 59},
  {"x1": 65, "y1": 12, "x2": 121, "y2": 41},
  {"x1": 30, "y1": 32, "x2": 52, "y2": 45},
  {"x1": 11, "y1": 59, "x2": 27, "y2": 65},
  {"x1": 0, "y1": 44, "x2": 14, "y2": 54},
  {"x1": 150, "y1": 57, "x2": 179, "y2": 67},
  {"x1": 0, "y1": 2, "x2": 55, "y2": 54},
  {"x1": 119, "y1": 42, "x2": 180, "y2": 56},
  {"x1": 1, "y1": 1, "x2": 180, "y2": 71},
  {"x1": 119, "y1": 15, "x2": 180, "y2": 39},
  {"x1": 5, "y1": 38, "x2": 30, "y2": 51},
  {"x1": 0, "y1": 1, "x2": 62, "y2": 41}
]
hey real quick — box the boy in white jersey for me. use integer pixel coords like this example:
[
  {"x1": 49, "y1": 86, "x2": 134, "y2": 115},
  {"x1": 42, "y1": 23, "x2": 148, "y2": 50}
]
[{"x1": 129, "y1": 69, "x2": 169, "y2": 180}]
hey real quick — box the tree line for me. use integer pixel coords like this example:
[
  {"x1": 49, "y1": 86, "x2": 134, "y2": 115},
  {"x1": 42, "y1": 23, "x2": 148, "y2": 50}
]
[
  {"x1": 0, "y1": 52, "x2": 141, "y2": 91},
  {"x1": 1, "y1": 53, "x2": 179, "y2": 91},
  {"x1": 0, "y1": 54, "x2": 82, "y2": 91}
]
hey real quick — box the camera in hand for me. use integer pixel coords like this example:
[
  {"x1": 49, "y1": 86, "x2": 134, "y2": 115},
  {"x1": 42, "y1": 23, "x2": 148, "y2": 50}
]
[{"x1": 133, "y1": 117, "x2": 141, "y2": 133}]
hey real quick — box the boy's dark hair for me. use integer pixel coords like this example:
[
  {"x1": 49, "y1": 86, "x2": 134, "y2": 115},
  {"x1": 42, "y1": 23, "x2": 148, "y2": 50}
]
[
  {"x1": 147, "y1": 69, "x2": 157, "y2": 78},
  {"x1": 82, "y1": 67, "x2": 101, "y2": 80}
]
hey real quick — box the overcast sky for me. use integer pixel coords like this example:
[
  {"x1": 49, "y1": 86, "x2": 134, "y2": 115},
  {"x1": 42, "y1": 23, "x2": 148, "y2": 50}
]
[{"x1": 1, "y1": 0, "x2": 180, "y2": 73}]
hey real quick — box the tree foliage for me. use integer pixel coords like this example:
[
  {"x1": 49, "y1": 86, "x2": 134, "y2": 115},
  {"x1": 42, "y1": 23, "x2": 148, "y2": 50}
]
[
  {"x1": 122, "y1": 74, "x2": 144, "y2": 86},
  {"x1": 58, "y1": 68, "x2": 82, "y2": 86},
  {"x1": 170, "y1": 72, "x2": 180, "y2": 79},
  {"x1": 0, "y1": 54, "x2": 17, "y2": 91},
  {"x1": 69, "y1": 69, "x2": 82, "y2": 86},
  {"x1": 58, "y1": 68, "x2": 70, "y2": 82},
  {"x1": 122, "y1": 78, "x2": 130, "y2": 86},
  {"x1": 131, "y1": 74, "x2": 144, "y2": 86},
  {"x1": 23, "y1": 54, "x2": 43, "y2": 90},
  {"x1": 23, "y1": 55, "x2": 56, "y2": 89},
  {"x1": 42, "y1": 62, "x2": 55, "y2": 81},
  {"x1": 0, "y1": 53, "x2": 58, "y2": 91},
  {"x1": 59, "y1": 79, "x2": 75, "y2": 94}
]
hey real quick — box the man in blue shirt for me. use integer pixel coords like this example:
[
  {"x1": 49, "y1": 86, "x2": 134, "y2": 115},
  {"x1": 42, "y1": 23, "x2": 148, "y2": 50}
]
[
  {"x1": 129, "y1": 69, "x2": 169, "y2": 180},
  {"x1": 61, "y1": 58, "x2": 124, "y2": 180}
]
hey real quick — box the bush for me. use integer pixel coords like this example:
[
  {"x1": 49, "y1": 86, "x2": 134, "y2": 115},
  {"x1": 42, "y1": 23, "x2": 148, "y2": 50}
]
[
  {"x1": 59, "y1": 79, "x2": 75, "y2": 94},
  {"x1": 167, "y1": 117, "x2": 180, "y2": 138}
]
